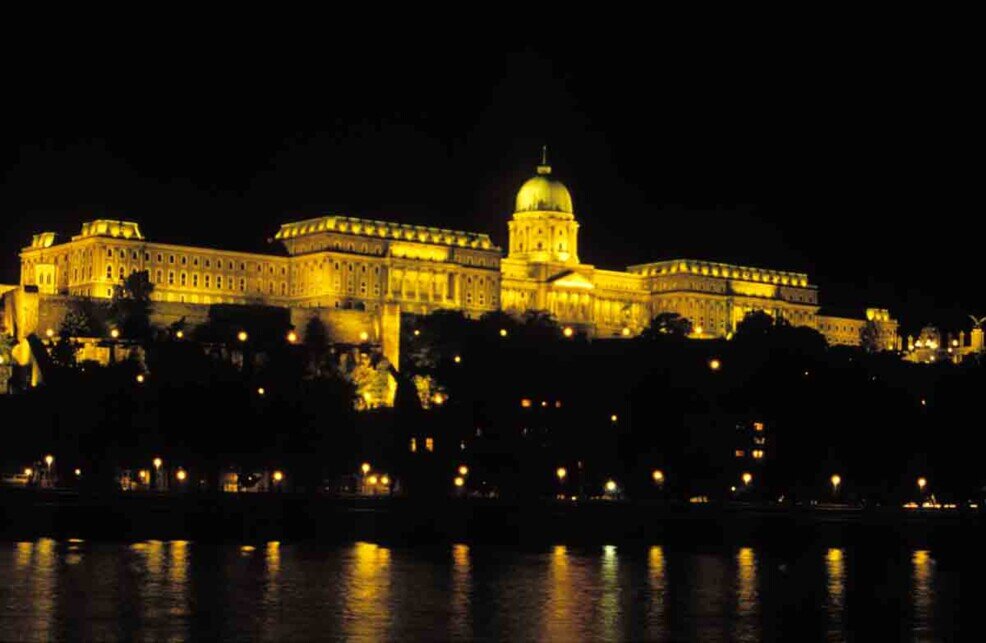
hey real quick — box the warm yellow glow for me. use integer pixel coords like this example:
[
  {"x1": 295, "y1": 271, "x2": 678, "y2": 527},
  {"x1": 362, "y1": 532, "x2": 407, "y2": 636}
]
[
  {"x1": 831, "y1": 474, "x2": 841, "y2": 489},
  {"x1": 432, "y1": 392, "x2": 446, "y2": 405},
  {"x1": 563, "y1": 326, "x2": 574, "y2": 338},
  {"x1": 367, "y1": 475, "x2": 378, "y2": 485},
  {"x1": 380, "y1": 475, "x2": 390, "y2": 486},
  {"x1": 425, "y1": 437, "x2": 434, "y2": 452},
  {"x1": 741, "y1": 472, "x2": 753, "y2": 485},
  {"x1": 751, "y1": 449, "x2": 764, "y2": 459},
  {"x1": 110, "y1": 328, "x2": 120, "y2": 339},
  {"x1": 652, "y1": 469, "x2": 664, "y2": 483},
  {"x1": 753, "y1": 422, "x2": 764, "y2": 432},
  {"x1": 286, "y1": 331, "x2": 298, "y2": 343},
  {"x1": 413, "y1": 329, "x2": 421, "y2": 337},
  {"x1": 621, "y1": 327, "x2": 631, "y2": 337},
  {"x1": 361, "y1": 462, "x2": 371, "y2": 474},
  {"x1": 359, "y1": 331, "x2": 369, "y2": 341},
  {"x1": 153, "y1": 457, "x2": 162, "y2": 470},
  {"x1": 457, "y1": 465, "x2": 469, "y2": 476},
  {"x1": 138, "y1": 469, "x2": 149, "y2": 480},
  {"x1": 74, "y1": 468, "x2": 81, "y2": 476},
  {"x1": 176, "y1": 469, "x2": 187, "y2": 482},
  {"x1": 175, "y1": 330, "x2": 184, "y2": 339},
  {"x1": 709, "y1": 358, "x2": 722, "y2": 371},
  {"x1": 23, "y1": 467, "x2": 32, "y2": 476},
  {"x1": 610, "y1": 414, "x2": 618, "y2": 423},
  {"x1": 454, "y1": 476, "x2": 465, "y2": 487},
  {"x1": 45, "y1": 328, "x2": 54, "y2": 338},
  {"x1": 556, "y1": 467, "x2": 567, "y2": 481},
  {"x1": 136, "y1": 374, "x2": 145, "y2": 383},
  {"x1": 257, "y1": 387, "x2": 266, "y2": 396},
  {"x1": 917, "y1": 477, "x2": 927, "y2": 490},
  {"x1": 409, "y1": 438, "x2": 417, "y2": 452},
  {"x1": 694, "y1": 325, "x2": 703, "y2": 335},
  {"x1": 499, "y1": 328, "x2": 508, "y2": 337},
  {"x1": 273, "y1": 470, "x2": 284, "y2": 483},
  {"x1": 605, "y1": 479, "x2": 618, "y2": 493},
  {"x1": 237, "y1": 330, "x2": 248, "y2": 342},
  {"x1": 44, "y1": 454, "x2": 54, "y2": 467},
  {"x1": 453, "y1": 355, "x2": 462, "y2": 363},
  {"x1": 521, "y1": 398, "x2": 532, "y2": 408}
]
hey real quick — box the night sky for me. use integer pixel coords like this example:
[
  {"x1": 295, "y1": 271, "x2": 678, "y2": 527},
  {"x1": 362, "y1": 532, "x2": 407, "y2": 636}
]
[{"x1": 2, "y1": 20, "x2": 980, "y2": 334}]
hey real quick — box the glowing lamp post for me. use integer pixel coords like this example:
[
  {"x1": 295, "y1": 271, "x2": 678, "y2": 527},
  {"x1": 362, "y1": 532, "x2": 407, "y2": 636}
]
[
  {"x1": 499, "y1": 328, "x2": 508, "y2": 338},
  {"x1": 709, "y1": 358, "x2": 722, "y2": 372},
  {"x1": 176, "y1": 469, "x2": 187, "y2": 483},
  {"x1": 237, "y1": 330, "x2": 248, "y2": 343},
  {"x1": 44, "y1": 454, "x2": 54, "y2": 468},
  {"x1": 610, "y1": 414, "x2": 618, "y2": 424},
  {"x1": 741, "y1": 472, "x2": 753, "y2": 486},
  {"x1": 563, "y1": 326, "x2": 574, "y2": 338},
  {"x1": 652, "y1": 469, "x2": 665, "y2": 485},
  {"x1": 361, "y1": 462, "x2": 371, "y2": 475},
  {"x1": 556, "y1": 467, "x2": 567, "y2": 482},
  {"x1": 454, "y1": 476, "x2": 465, "y2": 488},
  {"x1": 917, "y1": 477, "x2": 928, "y2": 494},
  {"x1": 605, "y1": 479, "x2": 618, "y2": 495},
  {"x1": 110, "y1": 328, "x2": 120, "y2": 339},
  {"x1": 286, "y1": 331, "x2": 298, "y2": 344},
  {"x1": 831, "y1": 474, "x2": 841, "y2": 493},
  {"x1": 453, "y1": 355, "x2": 462, "y2": 364},
  {"x1": 272, "y1": 471, "x2": 285, "y2": 489},
  {"x1": 457, "y1": 465, "x2": 469, "y2": 477}
]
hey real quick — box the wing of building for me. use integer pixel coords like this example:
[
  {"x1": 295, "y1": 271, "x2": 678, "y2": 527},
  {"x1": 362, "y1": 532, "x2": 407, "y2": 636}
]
[{"x1": 2, "y1": 156, "x2": 903, "y2": 396}]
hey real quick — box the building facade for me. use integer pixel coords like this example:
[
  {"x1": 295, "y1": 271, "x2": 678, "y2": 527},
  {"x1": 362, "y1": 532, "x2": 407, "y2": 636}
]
[{"x1": 3, "y1": 156, "x2": 901, "y2": 397}]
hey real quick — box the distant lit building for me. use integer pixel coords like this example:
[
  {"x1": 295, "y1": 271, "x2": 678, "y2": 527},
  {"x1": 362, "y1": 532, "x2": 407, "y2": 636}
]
[
  {"x1": 2, "y1": 153, "x2": 903, "y2": 397},
  {"x1": 903, "y1": 322, "x2": 984, "y2": 364}
]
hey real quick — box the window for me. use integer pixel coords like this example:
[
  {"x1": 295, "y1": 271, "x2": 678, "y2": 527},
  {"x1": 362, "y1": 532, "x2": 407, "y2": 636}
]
[
  {"x1": 107, "y1": 248, "x2": 113, "y2": 257},
  {"x1": 132, "y1": 251, "x2": 138, "y2": 260},
  {"x1": 106, "y1": 265, "x2": 113, "y2": 278},
  {"x1": 168, "y1": 271, "x2": 175, "y2": 285},
  {"x1": 180, "y1": 272, "x2": 187, "y2": 286},
  {"x1": 409, "y1": 438, "x2": 417, "y2": 453},
  {"x1": 169, "y1": 255, "x2": 175, "y2": 264},
  {"x1": 425, "y1": 437, "x2": 434, "y2": 452},
  {"x1": 192, "y1": 274, "x2": 199, "y2": 287},
  {"x1": 144, "y1": 252, "x2": 150, "y2": 261},
  {"x1": 155, "y1": 270, "x2": 162, "y2": 283},
  {"x1": 119, "y1": 249, "x2": 125, "y2": 258},
  {"x1": 204, "y1": 275, "x2": 210, "y2": 288},
  {"x1": 239, "y1": 278, "x2": 245, "y2": 291},
  {"x1": 181, "y1": 256, "x2": 187, "y2": 265},
  {"x1": 205, "y1": 259, "x2": 211, "y2": 268},
  {"x1": 216, "y1": 275, "x2": 222, "y2": 289},
  {"x1": 157, "y1": 253, "x2": 162, "y2": 262}
]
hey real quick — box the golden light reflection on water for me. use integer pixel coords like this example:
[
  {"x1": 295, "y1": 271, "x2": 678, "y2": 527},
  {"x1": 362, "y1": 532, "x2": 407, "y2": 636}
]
[
  {"x1": 735, "y1": 547, "x2": 759, "y2": 642},
  {"x1": 647, "y1": 546, "x2": 667, "y2": 640},
  {"x1": 912, "y1": 549, "x2": 935, "y2": 633},
  {"x1": 450, "y1": 544, "x2": 471, "y2": 639},
  {"x1": 543, "y1": 545, "x2": 576, "y2": 641},
  {"x1": 825, "y1": 548, "x2": 845, "y2": 633},
  {"x1": 343, "y1": 542, "x2": 392, "y2": 640}
]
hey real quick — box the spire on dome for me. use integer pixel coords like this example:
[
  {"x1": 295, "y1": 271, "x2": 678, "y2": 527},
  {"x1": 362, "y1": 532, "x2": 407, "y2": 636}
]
[{"x1": 537, "y1": 145, "x2": 551, "y2": 175}]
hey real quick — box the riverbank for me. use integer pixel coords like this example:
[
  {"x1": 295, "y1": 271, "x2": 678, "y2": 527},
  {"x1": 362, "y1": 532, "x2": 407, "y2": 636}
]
[{"x1": 2, "y1": 488, "x2": 981, "y2": 546}]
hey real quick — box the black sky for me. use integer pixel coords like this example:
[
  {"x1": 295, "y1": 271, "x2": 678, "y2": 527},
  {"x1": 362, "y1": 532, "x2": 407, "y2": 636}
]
[{"x1": 2, "y1": 17, "x2": 981, "y2": 333}]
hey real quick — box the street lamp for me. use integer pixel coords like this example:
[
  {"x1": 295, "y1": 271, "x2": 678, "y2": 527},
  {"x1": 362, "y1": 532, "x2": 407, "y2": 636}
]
[
  {"x1": 741, "y1": 472, "x2": 753, "y2": 486},
  {"x1": 831, "y1": 474, "x2": 841, "y2": 491},
  {"x1": 454, "y1": 476, "x2": 465, "y2": 488},
  {"x1": 273, "y1": 470, "x2": 284, "y2": 483},
  {"x1": 709, "y1": 358, "x2": 722, "y2": 371},
  {"x1": 237, "y1": 330, "x2": 248, "y2": 342},
  {"x1": 453, "y1": 355, "x2": 462, "y2": 364},
  {"x1": 361, "y1": 462, "x2": 371, "y2": 475},
  {"x1": 563, "y1": 326, "x2": 574, "y2": 338},
  {"x1": 110, "y1": 328, "x2": 120, "y2": 339},
  {"x1": 457, "y1": 465, "x2": 469, "y2": 477},
  {"x1": 286, "y1": 331, "x2": 298, "y2": 343},
  {"x1": 44, "y1": 454, "x2": 54, "y2": 468},
  {"x1": 610, "y1": 414, "x2": 618, "y2": 424},
  {"x1": 176, "y1": 469, "x2": 187, "y2": 482},
  {"x1": 153, "y1": 457, "x2": 162, "y2": 471},
  {"x1": 556, "y1": 467, "x2": 567, "y2": 481},
  {"x1": 605, "y1": 479, "x2": 618, "y2": 493},
  {"x1": 136, "y1": 373, "x2": 145, "y2": 384},
  {"x1": 652, "y1": 469, "x2": 665, "y2": 484},
  {"x1": 917, "y1": 477, "x2": 928, "y2": 492},
  {"x1": 368, "y1": 474, "x2": 378, "y2": 485},
  {"x1": 380, "y1": 475, "x2": 390, "y2": 486},
  {"x1": 499, "y1": 328, "x2": 508, "y2": 338}
]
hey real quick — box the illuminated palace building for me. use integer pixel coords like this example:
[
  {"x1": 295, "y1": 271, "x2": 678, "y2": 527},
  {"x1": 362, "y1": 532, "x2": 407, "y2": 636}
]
[{"x1": 2, "y1": 156, "x2": 899, "y2": 393}]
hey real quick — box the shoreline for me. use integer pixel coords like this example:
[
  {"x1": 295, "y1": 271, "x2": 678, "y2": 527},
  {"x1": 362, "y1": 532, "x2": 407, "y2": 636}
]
[{"x1": 2, "y1": 488, "x2": 982, "y2": 546}]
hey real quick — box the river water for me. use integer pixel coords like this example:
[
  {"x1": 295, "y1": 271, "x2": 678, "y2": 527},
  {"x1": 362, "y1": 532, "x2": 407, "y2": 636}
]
[{"x1": 0, "y1": 538, "x2": 973, "y2": 640}]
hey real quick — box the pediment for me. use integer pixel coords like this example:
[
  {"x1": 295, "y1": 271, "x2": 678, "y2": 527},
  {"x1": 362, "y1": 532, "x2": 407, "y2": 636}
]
[{"x1": 547, "y1": 270, "x2": 595, "y2": 290}]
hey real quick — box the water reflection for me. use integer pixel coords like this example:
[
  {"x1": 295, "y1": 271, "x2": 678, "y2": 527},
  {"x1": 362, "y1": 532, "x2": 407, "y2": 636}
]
[
  {"x1": 912, "y1": 549, "x2": 935, "y2": 637},
  {"x1": 450, "y1": 543, "x2": 471, "y2": 639},
  {"x1": 825, "y1": 548, "x2": 846, "y2": 634},
  {"x1": 735, "y1": 547, "x2": 759, "y2": 642},
  {"x1": 647, "y1": 545, "x2": 668, "y2": 641},
  {"x1": 0, "y1": 539, "x2": 965, "y2": 640},
  {"x1": 343, "y1": 541, "x2": 392, "y2": 640}
]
